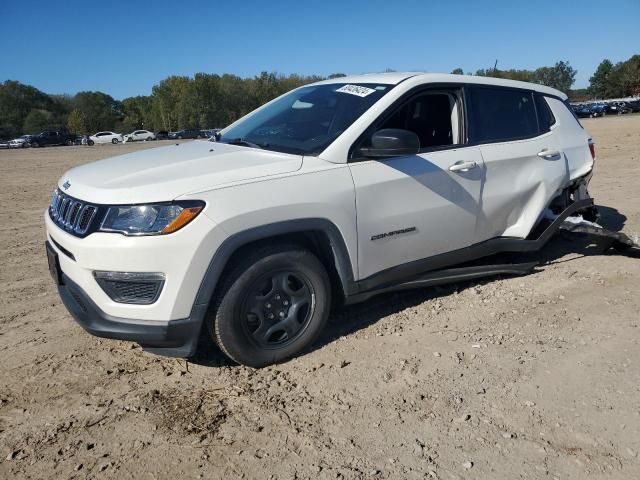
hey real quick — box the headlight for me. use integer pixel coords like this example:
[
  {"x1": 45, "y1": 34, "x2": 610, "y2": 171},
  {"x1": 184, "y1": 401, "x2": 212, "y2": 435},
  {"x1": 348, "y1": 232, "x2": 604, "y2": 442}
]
[{"x1": 99, "y1": 201, "x2": 204, "y2": 235}]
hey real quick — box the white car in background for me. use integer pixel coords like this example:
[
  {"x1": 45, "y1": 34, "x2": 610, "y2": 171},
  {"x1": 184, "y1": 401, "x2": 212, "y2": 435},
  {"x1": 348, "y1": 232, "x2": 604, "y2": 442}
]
[
  {"x1": 123, "y1": 130, "x2": 155, "y2": 142},
  {"x1": 90, "y1": 131, "x2": 124, "y2": 144}
]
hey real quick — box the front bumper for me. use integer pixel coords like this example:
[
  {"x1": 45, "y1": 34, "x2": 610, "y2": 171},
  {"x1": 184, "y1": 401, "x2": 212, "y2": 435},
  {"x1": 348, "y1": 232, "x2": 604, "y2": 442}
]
[
  {"x1": 58, "y1": 270, "x2": 205, "y2": 357},
  {"x1": 44, "y1": 207, "x2": 226, "y2": 321}
]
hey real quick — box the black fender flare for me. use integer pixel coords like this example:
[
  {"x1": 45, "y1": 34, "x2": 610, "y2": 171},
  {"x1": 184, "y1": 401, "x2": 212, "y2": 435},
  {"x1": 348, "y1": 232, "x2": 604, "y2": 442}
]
[{"x1": 191, "y1": 218, "x2": 357, "y2": 312}]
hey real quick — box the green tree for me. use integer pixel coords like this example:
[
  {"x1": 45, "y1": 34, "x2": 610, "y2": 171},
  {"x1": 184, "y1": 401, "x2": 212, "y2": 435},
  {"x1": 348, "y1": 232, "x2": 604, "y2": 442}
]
[
  {"x1": 619, "y1": 55, "x2": 640, "y2": 96},
  {"x1": 23, "y1": 109, "x2": 54, "y2": 133},
  {"x1": 73, "y1": 91, "x2": 120, "y2": 133},
  {"x1": 451, "y1": 68, "x2": 464, "y2": 75},
  {"x1": 0, "y1": 80, "x2": 54, "y2": 138},
  {"x1": 532, "y1": 61, "x2": 576, "y2": 93},
  {"x1": 119, "y1": 96, "x2": 154, "y2": 132},
  {"x1": 588, "y1": 59, "x2": 614, "y2": 98},
  {"x1": 67, "y1": 109, "x2": 87, "y2": 134}
]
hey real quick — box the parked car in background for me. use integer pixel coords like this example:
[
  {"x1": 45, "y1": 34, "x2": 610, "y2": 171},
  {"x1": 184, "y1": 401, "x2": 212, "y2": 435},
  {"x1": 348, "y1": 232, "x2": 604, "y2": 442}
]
[
  {"x1": 0, "y1": 139, "x2": 8, "y2": 149},
  {"x1": 609, "y1": 102, "x2": 632, "y2": 115},
  {"x1": 572, "y1": 104, "x2": 595, "y2": 118},
  {"x1": 626, "y1": 100, "x2": 640, "y2": 112},
  {"x1": 8, "y1": 134, "x2": 33, "y2": 148},
  {"x1": 589, "y1": 103, "x2": 609, "y2": 116},
  {"x1": 168, "y1": 128, "x2": 203, "y2": 139},
  {"x1": 29, "y1": 131, "x2": 74, "y2": 147},
  {"x1": 123, "y1": 130, "x2": 155, "y2": 142},
  {"x1": 200, "y1": 129, "x2": 222, "y2": 138},
  {"x1": 90, "y1": 131, "x2": 123, "y2": 144},
  {"x1": 155, "y1": 130, "x2": 169, "y2": 140}
]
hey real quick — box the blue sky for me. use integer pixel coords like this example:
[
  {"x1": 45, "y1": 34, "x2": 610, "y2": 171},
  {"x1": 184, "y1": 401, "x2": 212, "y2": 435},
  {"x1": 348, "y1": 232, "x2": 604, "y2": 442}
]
[{"x1": 1, "y1": 0, "x2": 638, "y2": 99}]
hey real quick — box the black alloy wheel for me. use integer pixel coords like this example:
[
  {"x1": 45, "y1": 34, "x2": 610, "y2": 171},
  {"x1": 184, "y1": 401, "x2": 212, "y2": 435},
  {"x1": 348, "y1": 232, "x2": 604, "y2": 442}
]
[
  {"x1": 241, "y1": 270, "x2": 315, "y2": 348},
  {"x1": 210, "y1": 245, "x2": 331, "y2": 367}
]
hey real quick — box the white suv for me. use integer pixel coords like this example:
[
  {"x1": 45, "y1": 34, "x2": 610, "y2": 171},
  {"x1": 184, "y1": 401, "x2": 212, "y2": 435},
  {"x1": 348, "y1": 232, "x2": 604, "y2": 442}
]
[{"x1": 45, "y1": 73, "x2": 596, "y2": 367}]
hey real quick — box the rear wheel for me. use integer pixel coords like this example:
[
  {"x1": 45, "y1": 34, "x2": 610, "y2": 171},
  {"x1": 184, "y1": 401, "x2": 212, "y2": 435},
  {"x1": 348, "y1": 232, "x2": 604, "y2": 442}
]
[
  {"x1": 31, "y1": 141, "x2": 39, "y2": 148},
  {"x1": 112, "y1": 138, "x2": 119, "y2": 144},
  {"x1": 210, "y1": 245, "x2": 331, "y2": 367}
]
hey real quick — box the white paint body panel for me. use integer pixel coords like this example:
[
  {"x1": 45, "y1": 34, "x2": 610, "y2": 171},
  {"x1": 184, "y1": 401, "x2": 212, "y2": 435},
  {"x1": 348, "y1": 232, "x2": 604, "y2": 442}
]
[
  {"x1": 59, "y1": 141, "x2": 302, "y2": 204},
  {"x1": 350, "y1": 148, "x2": 484, "y2": 279}
]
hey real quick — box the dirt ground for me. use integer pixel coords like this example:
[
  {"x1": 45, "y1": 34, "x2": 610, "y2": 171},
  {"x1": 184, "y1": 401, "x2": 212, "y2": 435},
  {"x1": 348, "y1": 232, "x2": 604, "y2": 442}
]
[{"x1": 0, "y1": 117, "x2": 639, "y2": 480}]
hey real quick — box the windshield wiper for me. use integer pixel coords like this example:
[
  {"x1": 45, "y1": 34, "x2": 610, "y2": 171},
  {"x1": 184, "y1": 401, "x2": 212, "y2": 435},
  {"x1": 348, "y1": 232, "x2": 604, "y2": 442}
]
[{"x1": 224, "y1": 138, "x2": 264, "y2": 149}]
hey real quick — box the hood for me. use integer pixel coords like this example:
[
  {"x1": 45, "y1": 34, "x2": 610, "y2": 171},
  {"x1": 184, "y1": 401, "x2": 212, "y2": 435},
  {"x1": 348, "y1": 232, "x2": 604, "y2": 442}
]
[{"x1": 59, "y1": 141, "x2": 302, "y2": 204}]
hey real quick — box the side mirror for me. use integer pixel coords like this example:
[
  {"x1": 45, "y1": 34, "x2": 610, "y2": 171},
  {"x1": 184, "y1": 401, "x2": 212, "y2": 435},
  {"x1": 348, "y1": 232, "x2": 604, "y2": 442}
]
[{"x1": 359, "y1": 129, "x2": 420, "y2": 158}]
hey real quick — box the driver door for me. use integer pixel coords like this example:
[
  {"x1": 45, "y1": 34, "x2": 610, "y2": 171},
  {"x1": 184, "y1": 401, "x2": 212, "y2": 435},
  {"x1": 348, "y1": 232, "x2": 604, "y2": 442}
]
[{"x1": 349, "y1": 89, "x2": 485, "y2": 281}]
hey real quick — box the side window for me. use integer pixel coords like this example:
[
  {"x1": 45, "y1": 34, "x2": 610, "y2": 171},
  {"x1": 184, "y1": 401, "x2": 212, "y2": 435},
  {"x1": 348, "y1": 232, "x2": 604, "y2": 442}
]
[
  {"x1": 374, "y1": 91, "x2": 460, "y2": 151},
  {"x1": 468, "y1": 87, "x2": 538, "y2": 143},
  {"x1": 535, "y1": 94, "x2": 556, "y2": 132}
]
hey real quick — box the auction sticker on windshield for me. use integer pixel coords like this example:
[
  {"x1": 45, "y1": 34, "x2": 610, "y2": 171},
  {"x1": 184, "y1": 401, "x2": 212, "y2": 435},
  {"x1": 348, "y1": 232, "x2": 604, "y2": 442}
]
[{"x1": 335, "y1": 84, "x2": 377, "y2": 97}]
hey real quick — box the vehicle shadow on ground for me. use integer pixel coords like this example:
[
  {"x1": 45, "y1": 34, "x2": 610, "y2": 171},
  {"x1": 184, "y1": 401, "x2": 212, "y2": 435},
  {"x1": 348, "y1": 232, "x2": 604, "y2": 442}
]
[{"x1": 191, "y1": 205, "x2": 634, "y2": 367}]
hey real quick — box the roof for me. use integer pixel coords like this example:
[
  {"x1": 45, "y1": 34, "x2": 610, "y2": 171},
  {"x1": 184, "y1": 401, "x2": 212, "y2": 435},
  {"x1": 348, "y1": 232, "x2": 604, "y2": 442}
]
[{"x1": 314, "y1": 72, "x2": 567, "y2": 100}]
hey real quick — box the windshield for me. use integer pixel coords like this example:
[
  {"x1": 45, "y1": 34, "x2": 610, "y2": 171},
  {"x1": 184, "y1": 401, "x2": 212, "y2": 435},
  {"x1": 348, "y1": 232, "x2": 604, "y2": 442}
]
[{"x1": 218, "y1": 83, "x2": 393, "y2": 155}]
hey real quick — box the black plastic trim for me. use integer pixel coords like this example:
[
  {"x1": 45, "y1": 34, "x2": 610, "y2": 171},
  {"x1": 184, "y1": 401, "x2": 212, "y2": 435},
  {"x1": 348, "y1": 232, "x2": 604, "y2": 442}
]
[
  {"x1": 94, "y1": 277, "x2": 165, "y2": 305},
  {"x1": 49, "y1": 235, "x2": 76, "y2": 261},
  {"x1": 58, "y1": 274, "x2": 203, "y2": 357},
  {"x1": 347, "y1": 262, "x2": 538, "y2": 304}
]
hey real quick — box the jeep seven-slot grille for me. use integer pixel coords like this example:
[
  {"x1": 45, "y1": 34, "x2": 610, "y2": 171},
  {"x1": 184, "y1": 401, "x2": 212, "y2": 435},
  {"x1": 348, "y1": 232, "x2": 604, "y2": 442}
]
[{"x1": 49, "y1": 190, "x2": 97, "y2": 235}]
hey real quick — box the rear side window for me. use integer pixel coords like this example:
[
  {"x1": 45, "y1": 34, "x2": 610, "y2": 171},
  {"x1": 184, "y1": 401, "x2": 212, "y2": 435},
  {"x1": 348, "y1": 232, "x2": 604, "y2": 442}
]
[
  {"x1": 563, "y1": 99, "x2": 584, "y2": 128},
  {"x1": 468, "y1": 86, "x2": 538, "y2": 143},
  {"x1": 535, "y1": 94, "x2": 556, "y2": 132}
]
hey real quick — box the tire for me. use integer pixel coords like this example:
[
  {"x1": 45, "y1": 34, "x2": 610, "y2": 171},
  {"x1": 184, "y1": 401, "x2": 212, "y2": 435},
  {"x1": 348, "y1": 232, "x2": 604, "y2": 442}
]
[
  {"x1": 210, "y1": 245, "x2": 331, "y2": 367},
  {"x1": 88, "y1": 139, "x2": 94, "y2": 146},
  {"x1": 31, "y1": 141, "x2": 39, "y2": 148},
  {"x1": 112, "y1": 138, "x2": 119, "y2": 144},
  {"x1": 146, "y1": 137, "x2": 152, "y2": 141},
  {"x1": 178, "y1": 135, "x2": 183, "y2": 139}
]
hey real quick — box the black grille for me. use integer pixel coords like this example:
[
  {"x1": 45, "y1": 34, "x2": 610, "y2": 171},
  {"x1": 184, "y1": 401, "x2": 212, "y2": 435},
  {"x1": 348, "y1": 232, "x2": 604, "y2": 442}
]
[
  {"x1": 49, "y1": 190, "x2": 98, "y2": 236},
  {"x1": 96, "y1": 278, "x2": 164, "y2": 305}
]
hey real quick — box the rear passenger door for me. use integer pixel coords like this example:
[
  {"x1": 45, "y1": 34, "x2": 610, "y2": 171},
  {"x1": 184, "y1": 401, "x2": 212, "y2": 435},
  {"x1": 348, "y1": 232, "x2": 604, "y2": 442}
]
[{"x1": 467, "y1": 86, "x2": 567, "y2": 240}]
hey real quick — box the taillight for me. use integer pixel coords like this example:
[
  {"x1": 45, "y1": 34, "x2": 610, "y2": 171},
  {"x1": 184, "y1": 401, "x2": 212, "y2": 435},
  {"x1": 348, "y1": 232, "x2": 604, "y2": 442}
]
[{"x1": 588, "y1": 138, "x2": 595, "y2": 161}]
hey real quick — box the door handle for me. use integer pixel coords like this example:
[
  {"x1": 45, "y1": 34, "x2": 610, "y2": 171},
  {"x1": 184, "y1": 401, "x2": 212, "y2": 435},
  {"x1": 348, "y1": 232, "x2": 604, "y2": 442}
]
[
  {"x1": 537, "y1": 149, "x2": 561, "y2": 160},
  {"x1": 449, "y1": 161, "x2": 478, "y2": 172}
]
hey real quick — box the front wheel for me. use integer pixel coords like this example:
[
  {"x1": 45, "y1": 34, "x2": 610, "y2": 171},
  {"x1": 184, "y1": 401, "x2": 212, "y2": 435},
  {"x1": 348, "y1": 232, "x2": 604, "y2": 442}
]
[
  {"x1": 112, "y1": 138, "x2": 119, "y2": 144},
  {"x1": 210, "y1": 245, "x2": 331, "y2": 367}
]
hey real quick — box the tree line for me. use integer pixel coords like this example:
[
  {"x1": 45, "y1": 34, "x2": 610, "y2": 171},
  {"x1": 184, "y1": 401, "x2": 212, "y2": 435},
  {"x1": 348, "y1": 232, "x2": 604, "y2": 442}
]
[{"x1": 1, "y1": 55, "x2": 638, "y2": 140}]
